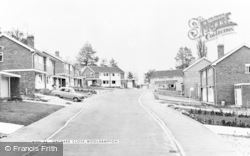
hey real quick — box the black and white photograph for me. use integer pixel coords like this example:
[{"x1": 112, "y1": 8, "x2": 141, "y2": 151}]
[{"x1": 0, "y1": 0, "x2": 250, "y2": 155}]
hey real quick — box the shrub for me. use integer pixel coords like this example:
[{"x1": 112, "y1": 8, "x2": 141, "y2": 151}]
[{"x1": 154, "y1": 94, "x2": 159, "y2": 100}]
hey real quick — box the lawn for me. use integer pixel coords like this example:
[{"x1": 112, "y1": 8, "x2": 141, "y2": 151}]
[{"x1": 0, "y1": 102, "x2": 64, "y2": 126}]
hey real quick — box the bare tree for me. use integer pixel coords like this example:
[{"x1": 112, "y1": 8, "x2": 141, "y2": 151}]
[{"x1": 197, "y1": 39, "x2": 207, "y2": 58}]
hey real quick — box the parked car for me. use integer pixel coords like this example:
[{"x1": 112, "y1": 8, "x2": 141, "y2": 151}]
[
  {"x1": 90, "y1": 84, "x2": 100, "y2": 87},
  {"x1": 51, "y1": 87, "x2": 86, "y2": 102}
]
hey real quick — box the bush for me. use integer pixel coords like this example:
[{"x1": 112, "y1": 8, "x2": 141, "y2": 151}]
[
  {"x1": 40, "y1": 89, "x2": 51, "y2": 95},
  {"x1": 154, "y1": 94, "x2": 159, "y2": 100}
]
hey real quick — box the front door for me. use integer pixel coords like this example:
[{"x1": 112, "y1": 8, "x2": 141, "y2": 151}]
[
  {"x1": 202, "y1": 87, "x2": 207, "y2": 102},
  {"x1": 208, "y1": 87, "x2": 214, "y2": 103},
  {"x1": 235, "y1": 87, "x2": 242, "y2": 106}
]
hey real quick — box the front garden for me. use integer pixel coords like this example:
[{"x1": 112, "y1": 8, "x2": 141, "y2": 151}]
[
  {"x1": 0, "y1": 101, "x2": 64, "y2": 126},
  {"x1": 183, "y1": 108, "x2": 250, "y2": 128}
]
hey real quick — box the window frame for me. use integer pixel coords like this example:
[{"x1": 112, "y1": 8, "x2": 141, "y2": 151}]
[
  {"x1": 245, "y1": 64, "x2": 250, "y2": 74},
  {"x1": 0, "y1": 52, "x2": 3, "y2": 62}
]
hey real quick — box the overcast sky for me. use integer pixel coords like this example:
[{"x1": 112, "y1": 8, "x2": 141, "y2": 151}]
[{"x1": 1, "y1": 0, "x2": 250, "y2": 83}]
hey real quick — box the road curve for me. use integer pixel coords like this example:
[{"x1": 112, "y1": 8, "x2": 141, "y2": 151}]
[{"x1": 51, "y1": 89, "x2": 179, "y2": 156}]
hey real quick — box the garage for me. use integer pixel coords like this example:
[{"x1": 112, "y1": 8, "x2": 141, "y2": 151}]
[{"x1": 0, "y1": 71, "x2": 21, "y2": 98}]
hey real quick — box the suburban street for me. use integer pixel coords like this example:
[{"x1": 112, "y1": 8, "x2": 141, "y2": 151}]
[{"x1": 51, "y1": 89, "x2": 179, "y2": 156}]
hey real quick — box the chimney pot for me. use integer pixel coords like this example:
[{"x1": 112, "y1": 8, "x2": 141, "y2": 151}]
[
  {"x1": 218, "y1": 44, "x2": 224, "y2": 59},
  {"x1": 27, "y1": 35, "x2": 34, "y2": 48},
  {"x1": 55, "y1": 51, "x2": 60, "y2": 57}
]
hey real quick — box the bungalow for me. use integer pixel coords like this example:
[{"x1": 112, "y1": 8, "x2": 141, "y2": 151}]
[
  {"x1": 200, "y1": 44, "x2": 250, "y2": 105},
  {"x1": 183, "y1": 57, "x2": 211, "y2": 99},
  {"x1": 0, "y1": 34, "x2": 57, "y2": 96},
  {"x1": 81, "y1": 66, "x2": 125, "y2": 87},
  {"x1": 149, "y1": 69, "x2": 183, "y2": 91}
]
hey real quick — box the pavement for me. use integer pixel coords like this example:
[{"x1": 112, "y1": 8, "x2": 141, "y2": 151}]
[
  {"x1": 156, "y1": 93, "x2": 201, "y2": 105},
  {"x1": 141, "y1": 92, "x2": 239, "y2": 156},
  {"x1": 0, "y1": 89, "x2": 240, "y2": 156},
  {"x1": 0, "y1": 93, "x2": 106, "y2": 142}
]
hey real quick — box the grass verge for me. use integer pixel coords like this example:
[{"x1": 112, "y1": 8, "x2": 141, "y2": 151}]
[{"x1": 0, "y1": 102, "x2": 64, "y2": 126}]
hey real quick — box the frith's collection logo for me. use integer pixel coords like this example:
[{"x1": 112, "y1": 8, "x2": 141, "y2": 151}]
[{"x1": 188, "y1": 13, "x2": 237, "y2": 41}]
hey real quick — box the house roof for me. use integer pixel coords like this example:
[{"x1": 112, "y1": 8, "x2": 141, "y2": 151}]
[
  {"x1": 151, "y1": 69, "x2": 183, "y2": 78},
  {"x1": 212, "y1": 43, "x2": 250, "y2": 66},
  {"x1": 155, "y1": 80, "x2": 178, "y2": 84},
  {"x1": 0, "y1": 34, "x2": 35, "y2": 52},
  {"x1": 183, "y1": 57, "x2": 211, "y2": 72},
  {"x1": 86, "y1": 66, "x2": 124, "y2": 73},
  {"x1": 42, "y1": 51, "x2": 64, "y2": 62}
]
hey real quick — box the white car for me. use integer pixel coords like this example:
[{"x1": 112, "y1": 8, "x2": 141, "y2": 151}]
[{"x1": 51, "y1": 87, "x2": 86, "y2": 102}]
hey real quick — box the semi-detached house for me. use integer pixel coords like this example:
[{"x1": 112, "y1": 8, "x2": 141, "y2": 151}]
[
  {"x1": 43, "y1": 51, "x2": 83, "y2": 88},
  {"x1": 0, "y1": 34, "x2": 58, "y2": 96},
  {"x1": 200, "y1": 44, "x2": 250, "y2": 105},
  {"x1": 81, "y1": 66, "x2": 125, "y2": 87},
  {"x1": 183, "y1": 57, "x2": 211, "y2": 99},
  {"x1": 0, "y1": 33, "x2": 82, "y2": 97}
]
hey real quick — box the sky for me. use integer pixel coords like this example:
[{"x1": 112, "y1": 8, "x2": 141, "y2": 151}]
[{"x1": 0, "y1": 0, "x2": 250, "y2": 83}]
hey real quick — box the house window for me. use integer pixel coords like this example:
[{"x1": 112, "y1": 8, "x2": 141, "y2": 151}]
[
  {"x1": 103, "y1": 80, "x2": 109, "y2": 84},
  {"x1": 112, "y1": 73, "x2": 115, "y2": 76},
  {"x1": 203, "y1": 71, "x2": 206, "y2": 78},
  {"x1": 245, "y1": 64, "x2": 250, "y2": 74},
  {"x1": 208, "y1": 68, "x2": 213, "y2": 77},
  {"x1": 104, "y1": 73, "x2": 109, "y2": 76},
  {"x1": 112, "y1": 81, "x2": 116, "y2": 84},
  {"x1": 0, "y1": 52, "x2": 3, "y2": 62},
  {"x1": 39, "y1": 75, "x2": 43, "y2": 82}
]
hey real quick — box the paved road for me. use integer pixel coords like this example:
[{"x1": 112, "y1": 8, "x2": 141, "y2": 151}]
[{"x1": 51, "y1": 89, "x2": 179, "y2": 156}]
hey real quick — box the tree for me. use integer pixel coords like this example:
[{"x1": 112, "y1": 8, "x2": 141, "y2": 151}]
[
  {"x1": 197, "y1": 39, "x2": 207, "y2": 58},
  {"x1": 6, "y1": 28, "x2": 28, "y2": 44},
  {"x1": 100, "y1": 58, "x2": 108, "y2": 67},
  {"x1": 109, "y1": 58, "x2": 118, "y2": 67},
  {"x1": 175, "y1": 47, "x2": 194, "y2": 69},
  {"x1": 76, "y1": 42, "x2": 99, "y2": 67},
  {"x1": 144, "y1": 69, "x2": 155, "y2": 83},
  {"x1": 127, "y1": 72, "x2": 134, "y2": 79}
]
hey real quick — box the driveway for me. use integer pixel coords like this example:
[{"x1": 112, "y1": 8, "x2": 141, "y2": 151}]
[{"x1": 50, "y1": 89, "x2": 179, "y2": 156}]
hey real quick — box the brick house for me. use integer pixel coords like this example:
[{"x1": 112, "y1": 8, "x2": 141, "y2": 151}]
[
  {"x1": 200, "y1": 44, "x2": 250, "y2": 105},
  {"x1": 183, "y1": 57, "x2": 211, "y2": 99},
  {"x1": 0, "y1": 34, "x2": 56, "y2": 96},
  {"x1": 149, "y1": 70, "x2": 183, "y2": 91},
  {"x1": 81, "y1": 66, "x2": 125, "y2": 87},
  {"x1": 43, "y1": 51, "x2": 82, "y2": 88}
]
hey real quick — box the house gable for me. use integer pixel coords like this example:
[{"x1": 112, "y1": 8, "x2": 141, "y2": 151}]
[
  {"x1": 184, "y1": 58, "x2": 211, "y2": 72},
  {"x1": 215, "y1": 46, "x2": 250, "y2": 105},
  {"x1": 82, "y1": 67, "x2": 95, "y2": 76},
  {"x1": 0, "y1": 34, "x2": 34, "y2": 52},
  {"x1": 0, "y1": 36, "x2": 33, "y2": 70}
]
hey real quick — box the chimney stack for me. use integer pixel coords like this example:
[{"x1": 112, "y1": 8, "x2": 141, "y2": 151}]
[
  {"x1": 218, "y1": 44, "x2": 224, "y2": 59},
  {"x1": 190, "y1": 57, "x2": 196, "y2": 65},
  {"x1": 55, "y1": 51, "x2": 60, "y2": 57},
  {"x1": 27, "y1": 35, "x2": 34, "y2": 48}
]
